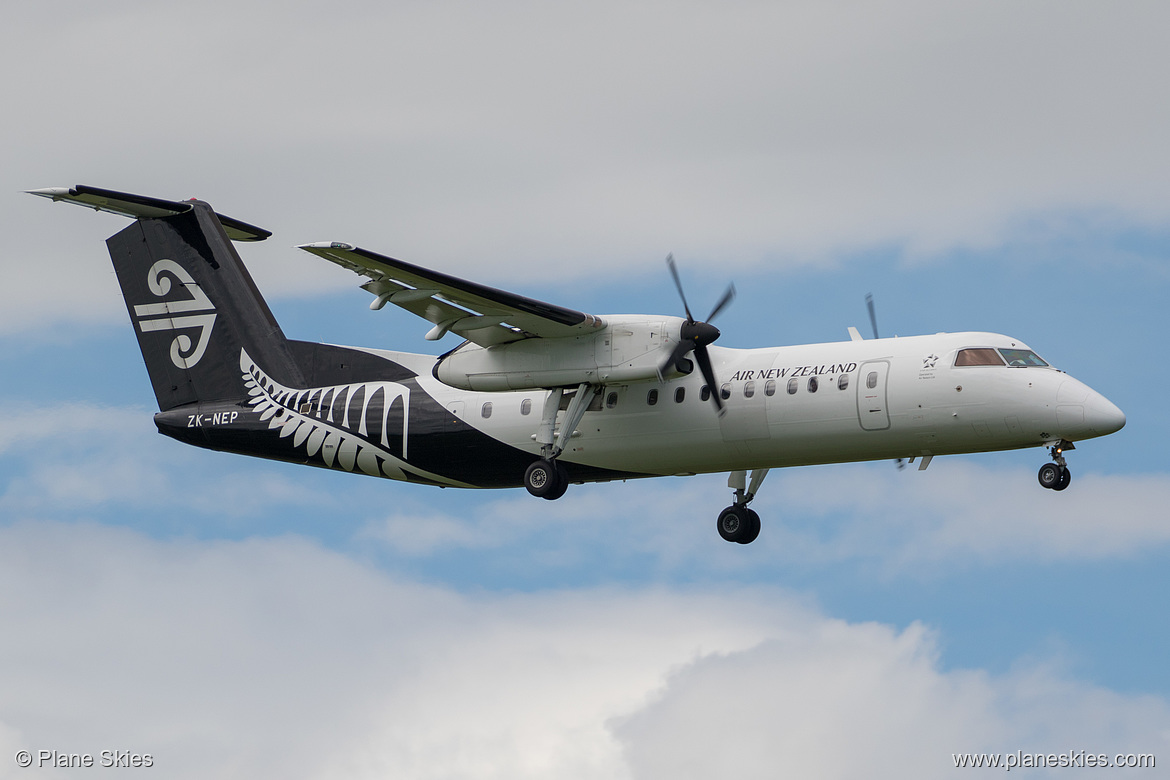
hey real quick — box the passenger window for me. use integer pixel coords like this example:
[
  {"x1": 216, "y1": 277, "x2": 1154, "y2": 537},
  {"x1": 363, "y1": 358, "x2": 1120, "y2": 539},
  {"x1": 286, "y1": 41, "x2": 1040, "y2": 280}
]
[
  {"x1": 606, "y1": 392, "x2": 618, "y2": 409},
  {"x1": 481, "y1": 402, "x2": 493, "y2": 419},
  {"x1": 744, "y1": 381, "x2": 755, "y2": 398},
  {"x1": 955, "y1": 348, "x2": 1005, "y2": 367},
  {"x1": 867, "y1": 372, "x2": 878, "y2": 389},
  {"x1": 808, "y1": 376, "x2": 818, "y2": 393},
  {"x1": 700, "y1": 385, "x2": 711, "y2": 402},
  {"x1": 675, "y1": 387, "x2": 686, "y2": 403},
  {"x1": 764, "y1": 380, "x2": 776, "y2": 397},
  {"x1": 520, "y1": 398, "x2": 532, "y2": 415},
  {"x1": 720, "y1": 383, "x2": 731, "y2": 400},
  {"x1": 647, "y1": 389, "x2": 659, "y2": 406},
  {"x1": 787, "y1": 378, "x2": 798, "y2": 394},
  {"x1": 837, "y1": 374, "x2": 849, "y2": 391}
]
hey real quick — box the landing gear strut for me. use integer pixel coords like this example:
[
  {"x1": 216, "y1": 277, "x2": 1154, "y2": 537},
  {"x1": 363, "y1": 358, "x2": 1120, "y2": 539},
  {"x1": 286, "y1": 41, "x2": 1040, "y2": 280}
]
[
  {"x1": 1038, "y1": 440, "x2": 1073, "y2": 492},
  {"x1": 524, "y1": 383, "x2": 598, "y2": 501},
  {"x1": 718, "y1": 468, "x2": 769, "y2": 544}
]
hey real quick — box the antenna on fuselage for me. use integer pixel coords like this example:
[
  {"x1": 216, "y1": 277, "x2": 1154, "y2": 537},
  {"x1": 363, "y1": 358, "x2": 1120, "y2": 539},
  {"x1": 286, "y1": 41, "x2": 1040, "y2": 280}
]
[{"x1": 866, "y1": 292, "x2": 880, "y2": 340}]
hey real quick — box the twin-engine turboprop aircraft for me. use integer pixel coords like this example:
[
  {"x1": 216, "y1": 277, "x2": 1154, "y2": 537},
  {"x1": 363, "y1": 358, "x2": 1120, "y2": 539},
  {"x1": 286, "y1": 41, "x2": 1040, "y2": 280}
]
[{"x1": 31, "y1": 185, "x2": 1126, "y2": 544}]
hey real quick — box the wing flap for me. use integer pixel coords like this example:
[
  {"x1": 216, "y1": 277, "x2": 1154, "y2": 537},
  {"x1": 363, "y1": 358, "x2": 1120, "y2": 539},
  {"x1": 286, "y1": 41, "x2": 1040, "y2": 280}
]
[{"x1": 300, "y1": 242, "x2": 604, "y2": 346}]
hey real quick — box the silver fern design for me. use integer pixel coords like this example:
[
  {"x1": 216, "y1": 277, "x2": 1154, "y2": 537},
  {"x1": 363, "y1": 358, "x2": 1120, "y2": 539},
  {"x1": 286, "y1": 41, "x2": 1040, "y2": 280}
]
[{"x1": 239, "y1": 348, "x2": 432, "y2": 481}]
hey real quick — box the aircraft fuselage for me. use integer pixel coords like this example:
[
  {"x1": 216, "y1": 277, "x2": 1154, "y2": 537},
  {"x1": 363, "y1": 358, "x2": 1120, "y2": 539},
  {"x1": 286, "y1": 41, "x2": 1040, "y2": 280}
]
[{"x1": 154, "y1": 329, "x2": 1124, "y2": 487}]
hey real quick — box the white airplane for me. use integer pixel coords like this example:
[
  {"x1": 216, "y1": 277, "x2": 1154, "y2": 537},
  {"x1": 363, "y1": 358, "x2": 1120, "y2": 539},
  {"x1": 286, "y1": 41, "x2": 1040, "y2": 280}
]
[{"x1": 32, "y1": 186, "x2": 1126, "y2": 544}]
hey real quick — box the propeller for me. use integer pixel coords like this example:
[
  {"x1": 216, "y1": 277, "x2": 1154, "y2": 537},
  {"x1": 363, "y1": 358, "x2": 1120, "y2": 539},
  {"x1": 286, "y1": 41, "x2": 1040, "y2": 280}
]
[{"x1": 659, "y1": 254, "x2": 736, "y2": 414}]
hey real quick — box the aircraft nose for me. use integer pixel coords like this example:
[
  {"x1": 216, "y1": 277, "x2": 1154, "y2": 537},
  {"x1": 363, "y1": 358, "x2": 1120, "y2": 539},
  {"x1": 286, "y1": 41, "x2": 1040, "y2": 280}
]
[{"x1": 1084, "y1": 390, "x2": 1126, "y2": 436}]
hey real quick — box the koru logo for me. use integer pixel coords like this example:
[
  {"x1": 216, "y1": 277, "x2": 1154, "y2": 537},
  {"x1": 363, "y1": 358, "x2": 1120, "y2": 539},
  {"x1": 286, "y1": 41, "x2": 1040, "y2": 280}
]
[{"x1": 132, "y1": 259, "x2": 217, "y2": 369}]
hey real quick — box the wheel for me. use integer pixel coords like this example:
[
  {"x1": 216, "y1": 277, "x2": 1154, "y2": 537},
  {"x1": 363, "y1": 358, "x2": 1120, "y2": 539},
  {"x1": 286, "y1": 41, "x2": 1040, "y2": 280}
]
[
  {"x1": 542, "y1": 461, "x2": 570, "y2": 500},
  {"x1": 525, "y1": 459, "x2": 565, "y2": 498},
  {"x1": 1052, "y1": 465, "x2": 1071, "y2": 491},
  {"x1": 1037, "y1": 462, "x2": 1062, "y2": 490},
  {"x1": 738, "y1": 509, "x2": 761, "y2": 545},
  {"x1": 717, "y1": 505, "x2": 759, "y2": 544},
  {"x1": 717, "y1": 506, "x2": 745, "y2": 542}
]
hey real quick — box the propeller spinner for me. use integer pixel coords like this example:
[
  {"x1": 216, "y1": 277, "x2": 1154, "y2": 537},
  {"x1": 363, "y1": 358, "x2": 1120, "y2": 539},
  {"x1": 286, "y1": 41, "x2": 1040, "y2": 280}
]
[{"x1": 660, "y1": 254, "x2": 736, "y2": 414}]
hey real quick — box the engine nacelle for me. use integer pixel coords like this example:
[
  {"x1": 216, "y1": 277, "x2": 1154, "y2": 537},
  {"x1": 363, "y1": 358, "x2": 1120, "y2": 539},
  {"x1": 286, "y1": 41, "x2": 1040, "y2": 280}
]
[{"x1": 433, "y1": 316, "x2": 684, "y2": 391}]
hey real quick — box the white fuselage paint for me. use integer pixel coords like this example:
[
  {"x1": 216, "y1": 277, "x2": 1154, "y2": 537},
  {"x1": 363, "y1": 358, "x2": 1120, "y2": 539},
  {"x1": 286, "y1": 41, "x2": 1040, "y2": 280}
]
[{"x1": 360, "y1": 330, "x2": 1125, "y2": 483}]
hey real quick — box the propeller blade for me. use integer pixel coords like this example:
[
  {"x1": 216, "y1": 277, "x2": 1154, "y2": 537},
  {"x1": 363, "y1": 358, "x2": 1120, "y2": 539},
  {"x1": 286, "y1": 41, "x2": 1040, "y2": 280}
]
[
  {"x1": 665, "y1": 253, "x2": 695, "y2": 322},
  {"x1": 866, "y1": 292, "x2": 879, "y2": 340},
  {"x1": 661, "y1": 254, "x2": 731, "y2": 415},
  {"x1": 694, "y1": 344, "x2": 724, "y2": 415},
  {"x1": 657, "y1": 340, "x2": 693, "y2": 380},
  {"x1": 706, "y1": 283, "x2": 736, "y2": 323}
]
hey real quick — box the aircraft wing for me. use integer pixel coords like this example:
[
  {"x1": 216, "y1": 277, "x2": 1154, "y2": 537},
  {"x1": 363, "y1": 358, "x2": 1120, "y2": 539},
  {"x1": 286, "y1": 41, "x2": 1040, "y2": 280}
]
[{"x1": 298, "y1": 243, "x2": 604, "y2": 347}]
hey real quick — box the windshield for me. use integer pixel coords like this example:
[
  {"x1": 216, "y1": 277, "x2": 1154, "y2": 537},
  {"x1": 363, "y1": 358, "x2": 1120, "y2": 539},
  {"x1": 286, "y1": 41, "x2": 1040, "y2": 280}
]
[
  {"x1": 954, "y1": 347, "x2": 1050, "y2": 368},
  {"x1": 999, "y1": 348, "x2": 1048, "y2": 367},
  {"x1": 954, "y1": 348, "x2": 1005, "y2": 366}
]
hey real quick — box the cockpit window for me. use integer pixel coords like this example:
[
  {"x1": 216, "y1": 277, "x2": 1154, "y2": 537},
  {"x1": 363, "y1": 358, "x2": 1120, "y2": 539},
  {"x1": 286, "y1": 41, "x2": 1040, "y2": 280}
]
[
  {"x1": 955, "y1": 348, "x2": 1005, "y2": 367},
  {"x1": 999, "y1": 348, "x2": 1048, "y2": 367}
]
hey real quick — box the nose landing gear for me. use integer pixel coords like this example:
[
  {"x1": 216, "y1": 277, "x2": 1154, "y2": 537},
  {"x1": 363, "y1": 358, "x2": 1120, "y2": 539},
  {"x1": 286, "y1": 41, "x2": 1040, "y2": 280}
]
[
  {"x1": 1038, "y1": 440, "x2": 1074, "y2": 491},
  {"x1": 718, "y1": 468, "x2": 769, "y2": 544}
]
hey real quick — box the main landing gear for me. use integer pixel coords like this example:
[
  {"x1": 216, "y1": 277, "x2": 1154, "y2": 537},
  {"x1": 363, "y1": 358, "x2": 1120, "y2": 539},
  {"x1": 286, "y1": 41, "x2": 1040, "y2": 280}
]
[
  {"x1": 524, "y1": 458, "x2": 568, "y2": 500},
  {"x1": 524, "y1": 383, "x2": 598, "y2": 502},
  {"x1": 718, "y1": 468, "x2": 770, "y2": 544},
  {"x1": 1037, "y1": 440, "x2": 1074, "y2": 492}
]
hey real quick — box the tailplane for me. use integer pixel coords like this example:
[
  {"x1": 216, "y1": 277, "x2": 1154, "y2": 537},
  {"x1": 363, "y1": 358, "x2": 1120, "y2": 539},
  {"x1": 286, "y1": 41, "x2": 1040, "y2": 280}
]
[{"x1": 32, "y1": 186, "x2": 303, "y2": 410}]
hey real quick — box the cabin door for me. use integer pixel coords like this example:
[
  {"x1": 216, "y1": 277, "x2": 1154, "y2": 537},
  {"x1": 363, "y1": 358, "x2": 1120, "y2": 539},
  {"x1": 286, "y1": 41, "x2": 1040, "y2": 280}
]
[{"x1": 856, "y1": 360, "x2": 890, "y2": 430}]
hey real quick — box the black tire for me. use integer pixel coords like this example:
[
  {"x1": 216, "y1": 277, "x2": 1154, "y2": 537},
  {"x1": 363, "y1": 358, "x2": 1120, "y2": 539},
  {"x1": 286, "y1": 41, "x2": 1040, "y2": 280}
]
[
  {"x1": 525, "y1": 459, "x2": 563, "y2": 498},
  {"x1": 542, "y1": 461, "x2": 570, "y2": 500},
  {"x1": 736, "y1": 509, "x2": 761, "y2": 545},
  {"x1": 1037, "y1": 462, "x2": 1062, "y2": 490},
  {"x1": 717, "y1": 505, "x2": 752, "y2": 543},
  {"x1": 1052, "y1": 465, "x2": 1071, "y2": 491}
]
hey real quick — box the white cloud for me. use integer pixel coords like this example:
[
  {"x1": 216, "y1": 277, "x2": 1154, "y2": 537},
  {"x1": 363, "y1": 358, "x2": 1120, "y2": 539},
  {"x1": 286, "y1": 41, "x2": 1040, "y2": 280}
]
[
  {"x1": 5, "y1": 1, "x2": 1170, "y2": 335},
  {"x1": 0, "y1": 521, "x2": 1165, "y2": 780},
  {"x1": 617, "y1": 621, "x2": 1170, "y2": 779},
  {"x1": 0, "y1": 402, "x2": 329, "y2": 519},
  {"x1": 757, "y1": 461, "x2": 1170, "y2": 570},
  {"x1": 357, "y1": 459, "x2": 1170, "y2": 576}
]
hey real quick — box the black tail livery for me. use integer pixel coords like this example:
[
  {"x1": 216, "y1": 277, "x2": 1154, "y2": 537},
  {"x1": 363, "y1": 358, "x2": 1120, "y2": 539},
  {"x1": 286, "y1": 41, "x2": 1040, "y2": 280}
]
[
  {"x1": 31, "y1": 185, "x2": 632, "y2": 489},
  {"x1": 104, "y1": 189, "x2": 305, "y2": 410}
]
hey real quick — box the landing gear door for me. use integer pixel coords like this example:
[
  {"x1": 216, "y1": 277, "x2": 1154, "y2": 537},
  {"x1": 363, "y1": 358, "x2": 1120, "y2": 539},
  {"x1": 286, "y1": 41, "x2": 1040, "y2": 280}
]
[{"x1": 857, "y1": 360, "x2": 890, "y2": 431}]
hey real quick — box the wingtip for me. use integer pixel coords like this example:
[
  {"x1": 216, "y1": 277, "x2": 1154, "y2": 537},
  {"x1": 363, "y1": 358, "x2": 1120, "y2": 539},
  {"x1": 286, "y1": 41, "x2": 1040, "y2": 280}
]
[{"x1": 26, "y1": 187, "x2": 73, "y2": 200}]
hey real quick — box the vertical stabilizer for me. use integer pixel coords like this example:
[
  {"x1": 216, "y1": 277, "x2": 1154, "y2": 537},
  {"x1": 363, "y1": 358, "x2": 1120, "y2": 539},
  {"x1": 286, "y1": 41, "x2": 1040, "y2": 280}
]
[{"x1": 104, "y1": 200, "x2": 304, "y2": 410}]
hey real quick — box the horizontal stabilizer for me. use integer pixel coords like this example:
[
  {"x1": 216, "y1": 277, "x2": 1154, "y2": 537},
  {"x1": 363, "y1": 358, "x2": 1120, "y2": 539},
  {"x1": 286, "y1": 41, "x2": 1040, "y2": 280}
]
[{"x1": 27, "y1": 185, "x2": 271, "y2": 242}]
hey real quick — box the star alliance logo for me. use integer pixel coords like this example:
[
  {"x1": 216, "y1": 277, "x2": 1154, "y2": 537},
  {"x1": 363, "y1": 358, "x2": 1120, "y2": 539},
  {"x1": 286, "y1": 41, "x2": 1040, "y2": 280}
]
[
  {"x1": 923, "y1": 354, "x2": 939, "y2": 369},
  {"x1": 132, "y1": 259, "x2": 217, "y2": 369}
]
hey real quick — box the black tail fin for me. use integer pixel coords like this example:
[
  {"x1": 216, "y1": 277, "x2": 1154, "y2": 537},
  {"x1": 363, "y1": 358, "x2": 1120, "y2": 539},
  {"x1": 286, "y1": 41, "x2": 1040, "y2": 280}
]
[{"x1": 102, "y1": 198, "x2": 304, "y2": 410}]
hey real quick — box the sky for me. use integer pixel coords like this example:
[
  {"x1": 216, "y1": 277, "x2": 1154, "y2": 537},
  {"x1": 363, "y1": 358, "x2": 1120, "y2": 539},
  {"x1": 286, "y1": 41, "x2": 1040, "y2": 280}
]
[{"x1": 2, "y1": 1, "x2": 1169, "y2": 777}]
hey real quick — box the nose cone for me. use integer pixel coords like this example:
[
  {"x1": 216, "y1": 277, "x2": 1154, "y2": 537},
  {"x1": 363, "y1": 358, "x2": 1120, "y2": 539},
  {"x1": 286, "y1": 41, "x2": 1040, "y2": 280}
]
[
  {"x1": 682, "y1": 320, "x2": 721, "y2": 348},
  {"x1": 1084, "y1": 390, "x2": 1126, "y2": 436},
  {"x1": 1056, "y1": 379, "x2": 1125, "y2": 440}
]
